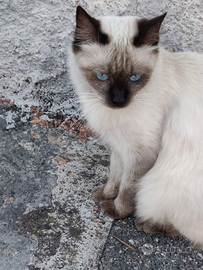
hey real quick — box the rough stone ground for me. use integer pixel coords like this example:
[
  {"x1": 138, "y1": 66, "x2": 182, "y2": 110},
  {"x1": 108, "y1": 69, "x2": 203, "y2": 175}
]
[
  {"x1": 100, "y1": 218, "x2": 203, "y2": 270},
  {"x1": 0, "y1": 100, "x2": 111, "y2": 270},
  {"x1": 1, "y1": 101, "x2": 203, "y2": 270}
]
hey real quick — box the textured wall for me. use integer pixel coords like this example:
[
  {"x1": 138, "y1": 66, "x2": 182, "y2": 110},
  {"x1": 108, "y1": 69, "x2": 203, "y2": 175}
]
[{"x1": 0, "y1": 0, "x2": 203, "y2": 115}]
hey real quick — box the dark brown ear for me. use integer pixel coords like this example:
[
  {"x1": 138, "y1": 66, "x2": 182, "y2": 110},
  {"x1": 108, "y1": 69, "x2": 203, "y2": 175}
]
[
  {"x1": 133, "y1": 13, "x2": 167, "y2": 47},
  {"x1": 72, "y1": 6, "x2": 109, "y2": 53}
]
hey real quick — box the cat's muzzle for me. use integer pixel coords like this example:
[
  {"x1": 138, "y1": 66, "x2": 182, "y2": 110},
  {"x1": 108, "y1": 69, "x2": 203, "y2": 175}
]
[{"x1": 108, "y1": 85, "x2": 129, "y2": 108}]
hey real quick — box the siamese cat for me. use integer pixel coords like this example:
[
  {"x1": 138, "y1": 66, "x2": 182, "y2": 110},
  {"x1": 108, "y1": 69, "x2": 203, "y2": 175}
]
[{"x1": 69, "y1": 6, "x2": 203, "y2": 245}]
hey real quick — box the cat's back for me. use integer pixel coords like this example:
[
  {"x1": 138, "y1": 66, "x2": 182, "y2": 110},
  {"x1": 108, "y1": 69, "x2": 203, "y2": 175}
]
[
  {"x1": 160, "y1": 49, "x2": 203, "y2": 109},
  {"x1": 160, "y1": 50, "x2": 203, "y2": 160},
  {"x1": 162, "y1": 50, "x2": 203, "y2": 82}
]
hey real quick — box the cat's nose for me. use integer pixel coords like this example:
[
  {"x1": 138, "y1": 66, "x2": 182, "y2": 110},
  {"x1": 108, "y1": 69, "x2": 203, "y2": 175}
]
[
  {"x1": 112, "y1": 95, "x2": 126, "y2": 107},
  {"x1": 108, "y1": 86, "x2": 129, "y2": 107}
]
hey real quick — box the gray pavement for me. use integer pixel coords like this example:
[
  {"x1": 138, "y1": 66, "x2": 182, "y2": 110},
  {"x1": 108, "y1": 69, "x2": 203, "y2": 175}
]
[
  {"x1": 1, "y1": 101, "x2": 203, "y2": 270},
  {"x1": 100, "y1": 218, "x2": 203, "y2": 270}
]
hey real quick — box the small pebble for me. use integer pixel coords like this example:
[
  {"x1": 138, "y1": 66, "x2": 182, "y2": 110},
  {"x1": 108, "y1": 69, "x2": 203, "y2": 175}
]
[{"x1": 128, "y1": 239, "x2": 135, "y2": 245}]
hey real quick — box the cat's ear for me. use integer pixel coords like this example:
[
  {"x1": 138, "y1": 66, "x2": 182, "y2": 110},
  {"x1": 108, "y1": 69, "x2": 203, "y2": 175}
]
[
  {"x1": 72, "y1": 6, "x2": 109, "y2": 52},
  {"x1": 134, "y1": 13, "x2": 167, "y2": 47}
]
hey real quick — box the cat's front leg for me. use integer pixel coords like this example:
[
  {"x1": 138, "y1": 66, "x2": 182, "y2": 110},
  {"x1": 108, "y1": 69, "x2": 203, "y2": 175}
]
[
  {"x1": 100, "y1": 168, "x2": 135, "y2": 219},
  {"x1": 91, "y1": 150, "x2": 122, "y2": 203}
]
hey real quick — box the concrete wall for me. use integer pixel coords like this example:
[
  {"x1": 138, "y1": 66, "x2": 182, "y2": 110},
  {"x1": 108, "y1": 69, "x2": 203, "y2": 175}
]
[{"x1": 0, "y1": 0, "x2": 203, "y2": 116}]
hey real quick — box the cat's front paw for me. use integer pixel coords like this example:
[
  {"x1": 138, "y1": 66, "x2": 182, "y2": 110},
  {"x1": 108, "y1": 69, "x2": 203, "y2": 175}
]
[
  {"x1": 135, "y1": 219, "x2": 158, "y2": 234},
  {"x1": 135, "y1": 219, "x2": 180, "y2": 236},
  {"x1": 100, "y1": 199, "x2": 133, "y2": 219},
  {"x1": 91, "y1": 185, "x2": 118, "y2": 203},
  {"x1": 91, "y1": 185, "x2": 105, "y2": 203}
]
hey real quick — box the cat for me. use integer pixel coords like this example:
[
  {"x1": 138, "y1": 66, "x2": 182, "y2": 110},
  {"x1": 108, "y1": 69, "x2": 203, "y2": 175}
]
[{"x1": 69, "y1": 6, "x2": 203, "y2": 245}]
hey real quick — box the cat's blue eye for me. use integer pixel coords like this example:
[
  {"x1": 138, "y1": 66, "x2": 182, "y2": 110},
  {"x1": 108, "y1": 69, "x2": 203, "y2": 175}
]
[
  {"x1": 130, "y1": 74, "x2": 141, "y2": 82},
  {"x1": 97, "y1": 73, "x2": 109, "y2": 81}
]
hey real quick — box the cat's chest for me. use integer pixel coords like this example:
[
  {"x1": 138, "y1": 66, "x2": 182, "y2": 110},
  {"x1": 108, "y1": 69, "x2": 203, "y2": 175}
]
[
  {"x1": 106, "y1": 121, "x2": 159, "y2": 153},
  {"x1": 89, "y1": 109, "x2": 162, "y2": 155}
]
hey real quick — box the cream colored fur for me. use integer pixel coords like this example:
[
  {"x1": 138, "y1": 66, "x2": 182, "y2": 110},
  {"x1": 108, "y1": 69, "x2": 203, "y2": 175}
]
[{"x1": 69, "y1": 15, "x2": 203, "y2": 245}]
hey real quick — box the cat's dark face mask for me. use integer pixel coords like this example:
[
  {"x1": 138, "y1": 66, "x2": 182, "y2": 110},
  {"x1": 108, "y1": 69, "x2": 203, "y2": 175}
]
[
  {"x1": 108, "y1": 82, "x2": 130, "y2": 108},
  {"x1": 105, "y1": 72, "x2": 151, "y2": 108},
  {"x1": 72, "y1": 6, "x2": 166, "y2": 109}
]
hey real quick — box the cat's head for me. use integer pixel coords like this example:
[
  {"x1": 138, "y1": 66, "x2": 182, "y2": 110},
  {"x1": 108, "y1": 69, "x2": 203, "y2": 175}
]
[{"x1": 71, "y1": 6, "x2": 166, "y2": 109}]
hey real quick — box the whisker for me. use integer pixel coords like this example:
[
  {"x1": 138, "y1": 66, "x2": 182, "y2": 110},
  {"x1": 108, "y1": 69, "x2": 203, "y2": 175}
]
[
  {"x1": 78, "y1": 96, "x2": 103, "y2": 102},
  {"x1": 79, "y1": 93, "x2": 103, "y2": 98},
  {"x1": 78, "y1": 99, "x2": 98, "y2": 103},
  {"x1": 81, "y1": 100, "x2": 101, "y2": 107},
  {"x1": 82, "y1": 101, "x2": 102, "y2": 109},
  {"x1": 136, "y1": 98, "x2": 157, "y2": 101},
  {"x1": 84, "y1": 103, "x2": 101, "y2": 115},
  {"x1": 135, "y1": 101, "x2": 154, "y2": 106},
  {"x1": 134, "y1": 103, "x2": 146, "y2": 110},
  {"x1": 138, "y1": 93, "x2": 160, "y2": 95},
  {"x1": 80, "y1": 93, "x2": 98, "y2": 95},
  {"x1": 79, "y1": 93, "x2": 100, "y2": 98},
  {"x1": 78, "y1": 100, "x2": 103, "y2": 107}
]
